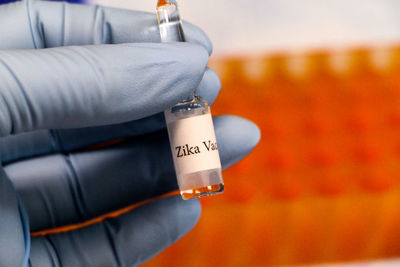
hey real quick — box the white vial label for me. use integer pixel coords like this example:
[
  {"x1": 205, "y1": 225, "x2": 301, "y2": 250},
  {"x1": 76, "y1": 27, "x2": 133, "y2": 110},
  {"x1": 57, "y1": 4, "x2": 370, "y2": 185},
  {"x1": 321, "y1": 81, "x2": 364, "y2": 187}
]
[{"x1": 167, "y1": 113, "x2": 222, "y2": 177}]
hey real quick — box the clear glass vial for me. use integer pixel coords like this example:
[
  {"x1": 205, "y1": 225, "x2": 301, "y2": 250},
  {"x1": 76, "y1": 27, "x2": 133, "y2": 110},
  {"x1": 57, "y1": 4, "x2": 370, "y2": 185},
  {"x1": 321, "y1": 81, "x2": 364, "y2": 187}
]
[{"x1": 157, "y1": 0, "x2": 224, "y2": 200}]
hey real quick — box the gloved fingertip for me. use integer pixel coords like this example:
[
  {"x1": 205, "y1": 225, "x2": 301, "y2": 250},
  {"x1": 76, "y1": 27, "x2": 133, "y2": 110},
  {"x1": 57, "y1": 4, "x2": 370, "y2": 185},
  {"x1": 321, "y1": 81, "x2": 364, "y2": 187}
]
[
  {"x1": 163, "y1": 43, "x2": 209, "y2": 101},
  {"x1": 155, "y1": 43, "x2": 208, "y2": 80},
  {"x1": 165, "y1": 196, "x2": 202, "y2": 240},
  {"x1": 174, "y1": 42, "x2": 209, "y2": 74},
  {"x1": 197, "y1": 68, "x2": 221, "y2": 105},
  {"x1": 214, "y1": 116, "x2": 261, "y2": 169},
  {"x1": 183, "y1": 21, "x2": 213, "y2": 55},
  {"x1": 88, "y1": 42, "x2": 210, "y2": 120}
]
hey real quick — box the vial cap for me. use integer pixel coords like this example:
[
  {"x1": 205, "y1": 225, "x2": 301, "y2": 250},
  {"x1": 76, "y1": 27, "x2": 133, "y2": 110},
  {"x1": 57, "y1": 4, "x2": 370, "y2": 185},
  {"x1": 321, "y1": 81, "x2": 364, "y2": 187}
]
[{"x1": 157, "y1": 0, "x2": 178, "y2": 8}]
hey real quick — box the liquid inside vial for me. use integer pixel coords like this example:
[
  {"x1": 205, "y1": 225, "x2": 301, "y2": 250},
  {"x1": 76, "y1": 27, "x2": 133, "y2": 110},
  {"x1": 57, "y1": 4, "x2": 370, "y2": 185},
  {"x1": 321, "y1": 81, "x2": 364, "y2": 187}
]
[
  {"x1": 157, "y1": 1, "x2": 186, "y2": 42},
  {"x1": 165, "y1": 97, "x2": 224, "y2": 200}
]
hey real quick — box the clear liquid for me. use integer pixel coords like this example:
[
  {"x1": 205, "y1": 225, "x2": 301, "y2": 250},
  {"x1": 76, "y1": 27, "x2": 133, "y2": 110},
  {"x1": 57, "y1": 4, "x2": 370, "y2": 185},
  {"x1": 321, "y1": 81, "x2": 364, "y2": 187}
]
[
  {"x1": 157, "y1": 4, "x2": 185, "y2": 42},
  {"x1": 181, "y1": 182, "x2": 224, "y2": 200}
]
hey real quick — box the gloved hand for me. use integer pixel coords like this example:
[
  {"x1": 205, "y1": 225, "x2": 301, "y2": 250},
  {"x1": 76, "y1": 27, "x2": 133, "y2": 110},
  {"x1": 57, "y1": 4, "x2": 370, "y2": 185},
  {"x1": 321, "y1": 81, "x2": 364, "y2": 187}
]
[{"x1": 0, "y1": 1, "x2": 260, "y2": 266}]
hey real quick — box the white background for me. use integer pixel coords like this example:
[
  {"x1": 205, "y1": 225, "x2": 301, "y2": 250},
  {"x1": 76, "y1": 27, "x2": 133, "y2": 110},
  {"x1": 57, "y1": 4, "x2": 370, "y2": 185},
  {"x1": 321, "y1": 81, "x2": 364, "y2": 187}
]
[{"x1": 92, "y1": 0, "x2": 400, "y2": 56}]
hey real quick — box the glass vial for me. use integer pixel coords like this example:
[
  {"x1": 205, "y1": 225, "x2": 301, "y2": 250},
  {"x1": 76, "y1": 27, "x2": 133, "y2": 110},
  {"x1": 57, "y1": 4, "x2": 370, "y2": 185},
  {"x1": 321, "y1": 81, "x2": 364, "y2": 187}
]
[{"x1": 157, "y1": 0, "x2": 224, "y2": 200}]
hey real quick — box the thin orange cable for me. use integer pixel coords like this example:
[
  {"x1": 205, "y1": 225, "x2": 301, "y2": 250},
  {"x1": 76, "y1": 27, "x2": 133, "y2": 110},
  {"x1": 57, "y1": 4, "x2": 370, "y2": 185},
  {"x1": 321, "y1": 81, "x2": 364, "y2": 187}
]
[{"x1": 31, "y1": 191, "x2": 179, "y2": 237}]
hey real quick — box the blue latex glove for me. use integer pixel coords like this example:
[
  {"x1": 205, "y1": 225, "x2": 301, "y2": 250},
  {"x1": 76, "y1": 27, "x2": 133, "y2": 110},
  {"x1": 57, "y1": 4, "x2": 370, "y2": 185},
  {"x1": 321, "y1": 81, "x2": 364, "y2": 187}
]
[{"x1": 0, "y1": 1, "x2": 260, "y2": 266}]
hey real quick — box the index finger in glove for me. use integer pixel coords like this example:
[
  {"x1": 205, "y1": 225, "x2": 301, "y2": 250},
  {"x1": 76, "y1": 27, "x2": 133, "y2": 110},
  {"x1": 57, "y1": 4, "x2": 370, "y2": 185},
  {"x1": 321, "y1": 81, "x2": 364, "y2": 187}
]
[
  {"x1": 0, "y1": 42, "x2": 208, "y2": 137},
  {"x1": 0, "y1": 1, "x2": 212, "y2": 54}
]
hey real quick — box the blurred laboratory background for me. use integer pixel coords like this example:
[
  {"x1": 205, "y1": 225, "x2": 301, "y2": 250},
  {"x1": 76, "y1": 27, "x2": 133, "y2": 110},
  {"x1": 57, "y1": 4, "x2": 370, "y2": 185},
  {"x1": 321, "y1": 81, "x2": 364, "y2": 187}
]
[
  {"x1": 5, "y1": 0, "x2": 400, "y2": 266},
  {"x1": 97, "y1": 1, "x2": 400, "y2": 266},
  {"x1": 126, "y1": 1, "x2": 400, "y2": 266}
]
